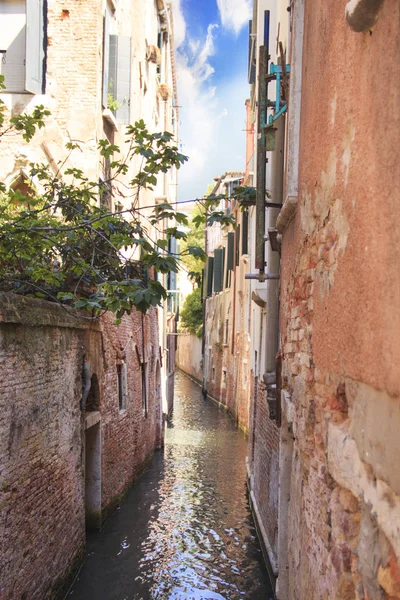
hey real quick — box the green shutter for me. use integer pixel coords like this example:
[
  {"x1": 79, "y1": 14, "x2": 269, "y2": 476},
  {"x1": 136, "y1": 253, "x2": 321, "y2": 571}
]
[
  {"x1": 25, "y1": 0, "x2": 45, "y2": 94},
  {"x1": 236, "y1": 225, "x2": 240, "y2": 266},
  {"x1": 206, "y1": 257, "x2": 214, "y2": 297},
  {"x1": 227, "y1": 232, "x2": 234, "y2": 271},
  {"x1": 214, "y1": 248, "x2": 224, "y2": 293},
  {"x1": 242, "y1": 211, "x2": 249, "y2": 255}
]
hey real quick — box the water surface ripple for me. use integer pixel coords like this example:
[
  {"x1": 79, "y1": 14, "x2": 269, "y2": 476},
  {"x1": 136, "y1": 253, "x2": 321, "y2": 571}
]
[{"x1": 69, "y1": 371, "x2": 273, "y2": 600}]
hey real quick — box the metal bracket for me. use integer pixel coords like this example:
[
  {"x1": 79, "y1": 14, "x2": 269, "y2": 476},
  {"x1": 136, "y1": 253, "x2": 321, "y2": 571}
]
[
  {"x1": 267, "y1": 228, "x2": 281, "y2": 252},
  {"x1": 266, "y1": 63, "x2": 290, "y2": 125},
  {"x1": 245, "y1": 271, "x2": 280, "y2": 282}
]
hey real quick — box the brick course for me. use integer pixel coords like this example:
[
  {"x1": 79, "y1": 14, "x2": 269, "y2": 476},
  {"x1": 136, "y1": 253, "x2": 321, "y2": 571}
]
[{"x1": 277, "y1": 1, "x2": 400, "y2": 597}]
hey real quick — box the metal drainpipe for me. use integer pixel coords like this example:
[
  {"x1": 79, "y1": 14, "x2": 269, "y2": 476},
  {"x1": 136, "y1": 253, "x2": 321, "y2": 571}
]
[
  {"x1": 80, "y1": 358, "x2": 91, "y2": 411},
  {"x1": 264, "y1": 116, "x2": 285, "y2": 394},
  {"x1": 202, "y1": 226, "x2": 208, "y2": 398},
  {"x1": 345, "y1": 0, "x2": 384, "y2": 31}
]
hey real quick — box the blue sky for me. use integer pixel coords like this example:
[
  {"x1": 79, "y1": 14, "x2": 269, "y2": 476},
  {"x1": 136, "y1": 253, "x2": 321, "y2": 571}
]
[{"x1": 171, "y1": 0, "x2": 252, "y2": 202}]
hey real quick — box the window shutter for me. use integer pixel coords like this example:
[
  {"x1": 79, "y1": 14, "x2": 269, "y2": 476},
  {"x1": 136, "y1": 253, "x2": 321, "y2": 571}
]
[
  {"x1": 102, "y1": 13, "x2": 110, "y2": 107},
  {"x1": 108, "y1": 34, "x2": 118, "y2": 109},
  {"x1": 206, "y1": 257, "x2": 214, "y2": 297},
  {"x1": 227, "y1": 232, "x2": 234, "y2": 271},
  {"x1": 201, "y1": 268, "x2": 206, "y2": 300},
  {"x1": 116, "y1": 36, "x2": 131, "y2": 124},
  {"x1": 0, "y1": 1, "x2": 26, "y2": 92},
  {"x1": 248, "y1": 20, "x2": 256, "y2": 85},
  {"x1": 242, "y1": 211, "x2": 249, "y2": 255},
  {"x1": 214, "y1": 248, "x2": 224, "y2": 293},
  {"x1": 236, "y1": 225, "x2": 240, "y2": 266},
  {"x1": 25, "y1": 0, "x2": 45, "y2": 94}
]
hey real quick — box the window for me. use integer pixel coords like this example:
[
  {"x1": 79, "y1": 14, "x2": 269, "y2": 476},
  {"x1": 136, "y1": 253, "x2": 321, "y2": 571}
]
[
  {"x1": 235, "y1": 225, "x2": 240, "y2": 266},
  {"x1": 222, "y1": 368, "x2": 227, "y2": 388},
  {"x1": 213, "y1": 248, "x2": 225, "y2": 293},
  {"x1": 242, "y1": 211, "x2": 249, "y2": 255},
  {"x1": 206, "y1": 257, "x2": 214, "y2": 297},
  {"x1": 117, "y1": 362, "x2": 127, "y2": 411},
  {"x1": 0, "y1": 0, "x2": 46, "y2": 94},
  {"x1": 102, "y1": 8, "x2": 131, "y2": 124}
]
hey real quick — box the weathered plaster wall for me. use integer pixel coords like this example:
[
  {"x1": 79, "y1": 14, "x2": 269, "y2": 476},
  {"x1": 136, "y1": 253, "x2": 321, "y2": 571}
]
[
  {"x1": 176, "y1": 333, "x2": 203, "y2": 384},
  {"x1": 203, "y1": 285, "x2": 251, "y2": 431},
  {"x1": 0, "y1": 294, "x2": 161, "y2": 599},
  {"x1": 278, "y1": 1, "x2": 400, "y2": 598},
  {"x1": 203, "y1": 246, "x2": 252, "y2": 431}
]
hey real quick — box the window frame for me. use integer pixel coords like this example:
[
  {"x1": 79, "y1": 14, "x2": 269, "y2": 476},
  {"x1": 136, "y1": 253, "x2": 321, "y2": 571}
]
[{"x1": 0, "y1": 0, "x2": 46, "y2": 95}]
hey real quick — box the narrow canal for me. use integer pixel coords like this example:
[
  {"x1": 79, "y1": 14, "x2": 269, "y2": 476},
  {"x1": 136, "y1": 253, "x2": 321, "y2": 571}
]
[{"x1": 69, "y1": 371, "x2": 273, "y2": 600}]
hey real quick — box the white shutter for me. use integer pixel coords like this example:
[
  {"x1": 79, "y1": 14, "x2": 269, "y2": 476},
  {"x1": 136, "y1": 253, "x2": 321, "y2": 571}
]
[
  {"x1": 115, "y1": 36, "x2": 131, "y2": 124},
  {"x1": 0, "y1": 0, "x2": 26, "y2": 92},
  {"x1": 25, "y1": 0, "x2": 44, "y2": 94},
  {"x1": 102, "y1": 12, "x2": 110, "y2": 107},
  {"x1": 108, "y1": 34, "x2": 118, "y2": 103}
]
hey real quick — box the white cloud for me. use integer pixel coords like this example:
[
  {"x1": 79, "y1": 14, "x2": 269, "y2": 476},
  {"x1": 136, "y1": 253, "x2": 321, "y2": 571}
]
[
  {"x1": 171, "y1": 0, "x2": 186, "y2": 48},
  {"x1": 171, "y1": 1, "x2": 247, "y2": 201},
  {"x1": 216, "y1": 0, "x2": 252, "y2": 34}
]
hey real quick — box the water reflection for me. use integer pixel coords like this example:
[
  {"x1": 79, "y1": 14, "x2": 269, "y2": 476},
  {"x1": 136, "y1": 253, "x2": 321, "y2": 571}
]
[{"x1": 69, "y1": 371, "x2": 273, "y2": 600}]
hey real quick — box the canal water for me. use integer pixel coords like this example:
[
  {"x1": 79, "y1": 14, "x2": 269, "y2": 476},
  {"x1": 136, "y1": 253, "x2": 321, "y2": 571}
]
[{"x1": 69, "y1": 371, "x2": 274, "y2": 600}]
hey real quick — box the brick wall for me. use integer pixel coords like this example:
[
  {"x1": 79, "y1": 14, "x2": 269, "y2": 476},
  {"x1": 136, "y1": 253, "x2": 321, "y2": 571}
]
[
  {"x1": 277, "y1": 1, "x2": 400, "y2": 598},
  {"x1": 248, "y1": 375, "x2": 280, "y2": 577},
  {"x1": 96, "y1": 309, "x2": 160, "y2": 518},
  {"x1": 0, "y1": 294, "x2": 161, "y2": 599}
]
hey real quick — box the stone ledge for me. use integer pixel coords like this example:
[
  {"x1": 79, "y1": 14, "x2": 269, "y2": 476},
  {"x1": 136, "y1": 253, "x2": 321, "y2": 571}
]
[
  {"x1": 328, "y1": 421, "x2": 400, "y2": 559},
  {"x1": 276, "y1": 195, "x2": 298, "y2": 233},
  {"x1": 85, "y1": 411, "x2": 101, "y2": 430},
  {"x1": 0, "y1": 292, "x2": 100, "y2": 330}
]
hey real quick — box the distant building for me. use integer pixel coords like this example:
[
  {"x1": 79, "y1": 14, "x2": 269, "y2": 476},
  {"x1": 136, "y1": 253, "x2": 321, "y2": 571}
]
[{"x1": 202, "y1": 171, "x2": 253, "y2": 429}]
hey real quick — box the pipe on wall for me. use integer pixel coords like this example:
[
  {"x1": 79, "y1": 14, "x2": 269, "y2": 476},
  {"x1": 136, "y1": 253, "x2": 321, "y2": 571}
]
[
  {"x1": 345, "y1": 0, "x2": 385, "y2": 32},
  {"x1": 80, "y1": 360, "x2": 91, "y2": 411},
  {"x1": 264, "y1": 116, "x2": 285, "y2": 378}
]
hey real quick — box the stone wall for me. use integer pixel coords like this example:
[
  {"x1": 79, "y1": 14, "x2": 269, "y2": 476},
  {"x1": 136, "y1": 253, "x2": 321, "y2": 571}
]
[
  {"x1": 277, "y1": 1, "x2": 400, "y2": 598},
  {"x1": 0, "y1": 294, "x2": 161, "y2": 599}
]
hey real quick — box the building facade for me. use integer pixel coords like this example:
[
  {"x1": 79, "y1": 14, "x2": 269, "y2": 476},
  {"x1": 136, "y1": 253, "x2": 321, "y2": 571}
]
[
  {"x1": 202, "y1": 171, "x2": 253, "y2": 431},
  {"x1": 0, "y1": 0, "x2": 179, "y2": 597},
  {"x1": 202, "y1": 1, "x2": 400, "y2": 598},
  {"x1": 276, "y1": 1, "x2": 400, "y2": 598}
]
